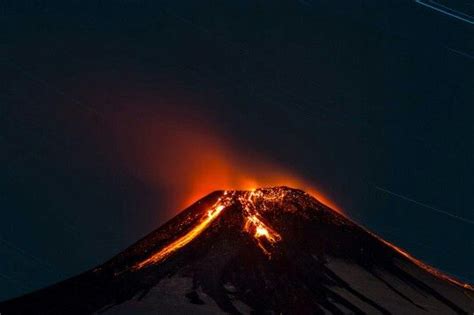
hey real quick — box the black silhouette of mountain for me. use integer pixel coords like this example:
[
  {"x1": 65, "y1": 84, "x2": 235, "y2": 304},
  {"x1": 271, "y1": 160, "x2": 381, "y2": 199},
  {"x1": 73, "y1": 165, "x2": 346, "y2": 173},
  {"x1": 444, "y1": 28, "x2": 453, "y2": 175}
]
[{"x1": 0, "y1": 187, "x2": 472, "y2": 314}]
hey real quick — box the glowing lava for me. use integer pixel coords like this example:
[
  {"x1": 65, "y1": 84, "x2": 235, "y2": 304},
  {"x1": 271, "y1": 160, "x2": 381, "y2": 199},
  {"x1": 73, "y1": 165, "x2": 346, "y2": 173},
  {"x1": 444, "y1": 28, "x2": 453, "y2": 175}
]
[
  {"x1": 243, "y1": 214, "x2": 282, "y2": 256},
  {"x1": 134, "y1": 194, "x2": 232, "y2": 269},
  {"x1": 239, "y1": 189, "x2": 284, "y2": 256},
  {"x1": 373, "y1": 234, "x2": 473, "y2": 290},
  {"x1": 134, "y1": 188, "x2": 287, "y2": 269}
]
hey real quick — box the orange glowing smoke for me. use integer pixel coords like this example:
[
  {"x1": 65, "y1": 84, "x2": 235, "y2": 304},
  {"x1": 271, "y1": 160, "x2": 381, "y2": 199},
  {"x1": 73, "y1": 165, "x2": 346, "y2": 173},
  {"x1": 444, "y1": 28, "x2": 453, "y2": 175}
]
[{"x1": 111, "y1": 105, "x2": 340, "y2": 217}]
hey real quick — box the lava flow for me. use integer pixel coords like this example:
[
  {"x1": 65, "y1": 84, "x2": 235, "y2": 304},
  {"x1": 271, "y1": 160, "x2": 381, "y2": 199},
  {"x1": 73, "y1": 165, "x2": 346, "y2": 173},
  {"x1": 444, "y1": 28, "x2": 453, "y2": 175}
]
[
  {"x1": 134, "y1": 188, "x2": 287, "y2": 269},
  {"x1": 374, "y1": 234, "x2": 473, "y2": 290},
  {"x1": 239, "y1": 189, "x2": 284, "y2": 256},
  {"x1": 134, "y1": 192, "x2": 233, "y2": 269}
]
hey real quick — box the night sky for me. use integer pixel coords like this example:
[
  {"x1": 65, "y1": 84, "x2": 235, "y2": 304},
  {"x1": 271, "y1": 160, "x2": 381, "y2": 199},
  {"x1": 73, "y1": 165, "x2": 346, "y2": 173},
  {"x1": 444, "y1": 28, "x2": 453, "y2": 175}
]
[{"x1": 1, "y1": 0, "x2": 473, "y2": 301}]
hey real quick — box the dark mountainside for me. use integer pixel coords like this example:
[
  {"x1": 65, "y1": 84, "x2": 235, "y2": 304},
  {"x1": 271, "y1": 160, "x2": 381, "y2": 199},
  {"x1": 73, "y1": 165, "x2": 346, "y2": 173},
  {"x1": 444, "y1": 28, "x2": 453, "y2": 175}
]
[{"x1": 0, "y1": 187, "x2": 472, "y2": 314}]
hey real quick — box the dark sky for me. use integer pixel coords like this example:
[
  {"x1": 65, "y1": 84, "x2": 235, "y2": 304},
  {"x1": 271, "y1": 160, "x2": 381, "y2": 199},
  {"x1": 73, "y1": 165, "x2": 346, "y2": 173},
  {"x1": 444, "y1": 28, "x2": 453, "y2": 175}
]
[{"x1": 1, "y1": 0, "x2": 473, "y2": 301}]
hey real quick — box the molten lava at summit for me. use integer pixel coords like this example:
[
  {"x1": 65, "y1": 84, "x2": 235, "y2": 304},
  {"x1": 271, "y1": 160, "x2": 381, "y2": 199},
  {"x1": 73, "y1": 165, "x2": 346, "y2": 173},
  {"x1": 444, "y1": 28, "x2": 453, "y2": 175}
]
[{"x1": 134, "y1": 188, "x2": 287, "y2": 269}]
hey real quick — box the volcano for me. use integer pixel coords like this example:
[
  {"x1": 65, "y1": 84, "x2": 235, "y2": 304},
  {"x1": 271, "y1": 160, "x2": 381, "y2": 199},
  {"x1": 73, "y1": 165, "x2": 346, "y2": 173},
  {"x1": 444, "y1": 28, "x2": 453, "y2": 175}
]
[{"x1": 1, "y1": 187, "x2": 472, "y2": 314}]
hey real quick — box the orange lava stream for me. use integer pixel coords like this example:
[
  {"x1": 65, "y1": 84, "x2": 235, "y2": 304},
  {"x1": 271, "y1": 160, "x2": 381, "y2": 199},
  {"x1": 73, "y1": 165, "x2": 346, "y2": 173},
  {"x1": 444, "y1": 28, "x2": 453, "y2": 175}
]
[
  {"x1": 243, "y1": 214, "x2": 282, "y2": 256},
  {"x1": 374, "y1": 236, "x2": 474, "y2": 291},
  {"x1": 134, "y1": 195, "x2": 231, "y2": 269},
  {"x1": 239, "y1": 190, "x2": 283, "y2": 257}
]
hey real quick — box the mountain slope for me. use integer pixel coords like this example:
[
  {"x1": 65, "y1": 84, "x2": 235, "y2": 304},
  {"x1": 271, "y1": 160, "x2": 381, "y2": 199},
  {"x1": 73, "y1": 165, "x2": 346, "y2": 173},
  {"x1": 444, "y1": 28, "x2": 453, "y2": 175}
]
[{"x1": 0, "y1": 187, "x2": 472, "y2": 314}]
